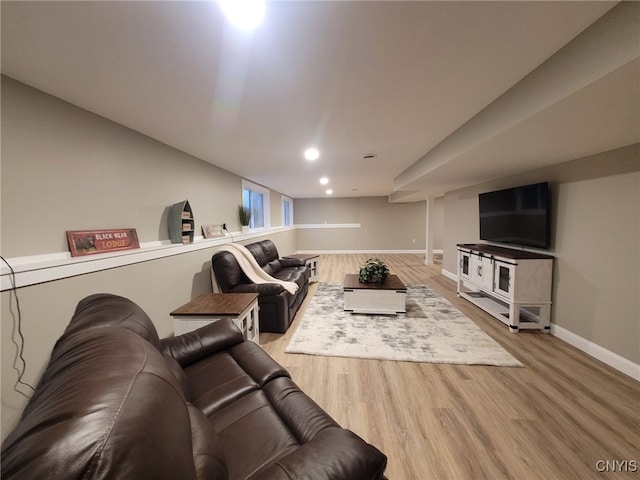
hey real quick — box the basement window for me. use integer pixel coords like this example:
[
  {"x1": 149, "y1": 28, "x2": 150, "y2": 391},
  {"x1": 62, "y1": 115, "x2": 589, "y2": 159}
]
[
  {"x1": 242, "y1": 179, "x2": 270, "y2": 229},
  {"x1": 282, "y1": 195, "x2": 293, "y2": 226}
]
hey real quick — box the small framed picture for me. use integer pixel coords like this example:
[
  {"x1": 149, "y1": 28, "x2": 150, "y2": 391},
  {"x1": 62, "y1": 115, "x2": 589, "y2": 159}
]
[{"x1": 202, "y1": 224, "x2": 225, "y2": 239}]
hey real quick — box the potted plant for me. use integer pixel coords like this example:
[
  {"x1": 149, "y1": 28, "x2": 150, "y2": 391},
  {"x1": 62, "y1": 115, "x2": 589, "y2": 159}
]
[
  {"x1": 238, "y1": 206, "x2": 252, "y2": 233},
  {"x1": 358, "y1": 258, "x2": 390, "y2": 284}
]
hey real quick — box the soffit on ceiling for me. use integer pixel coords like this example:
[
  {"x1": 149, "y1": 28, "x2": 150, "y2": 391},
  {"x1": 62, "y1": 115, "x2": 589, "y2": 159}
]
[{"x1": 399, "y1": 58, "x2": 640, "y2": 197}]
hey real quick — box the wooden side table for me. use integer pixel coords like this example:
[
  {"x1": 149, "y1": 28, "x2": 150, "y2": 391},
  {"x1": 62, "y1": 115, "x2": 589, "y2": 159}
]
[
  {"x1": 283, "y1": 253, "x2": 320, "y2": 283},
  {"x1": 170, "y1": 293, "x2": 259, "y2": 344}
]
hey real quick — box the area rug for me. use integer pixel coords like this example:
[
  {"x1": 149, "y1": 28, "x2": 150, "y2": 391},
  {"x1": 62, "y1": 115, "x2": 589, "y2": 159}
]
[{"x1": 285, "y1": 283, "x2": 523, "y2": 367}]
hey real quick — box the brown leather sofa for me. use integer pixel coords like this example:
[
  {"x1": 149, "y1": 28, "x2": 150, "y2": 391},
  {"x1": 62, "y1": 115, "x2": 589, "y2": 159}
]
[
  {"x1": 1, "y1": 293, "x2": 387, "y2": 480},
  {"x1": 211, "y1": 239, "x2": 309, "y2": 333}
]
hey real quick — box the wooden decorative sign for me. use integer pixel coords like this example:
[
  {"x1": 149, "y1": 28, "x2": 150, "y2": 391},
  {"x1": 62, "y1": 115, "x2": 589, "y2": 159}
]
[{"x1": 66, "y1": 229, "x2": 140, "y2": 257}]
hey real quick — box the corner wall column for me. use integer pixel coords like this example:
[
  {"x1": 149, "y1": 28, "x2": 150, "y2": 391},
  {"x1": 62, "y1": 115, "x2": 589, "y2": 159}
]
[{"x1": 425, "y1": 196, "x2": 435, "y2": 265}]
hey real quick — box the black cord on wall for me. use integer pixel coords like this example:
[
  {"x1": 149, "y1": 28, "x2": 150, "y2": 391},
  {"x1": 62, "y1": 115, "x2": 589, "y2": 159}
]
[
  {"x1": 1, "y1": 255, "x2": 35, "y2": 398},
  {"x1": 223, "y1": 223, "x2": 235, "y2": 242}
]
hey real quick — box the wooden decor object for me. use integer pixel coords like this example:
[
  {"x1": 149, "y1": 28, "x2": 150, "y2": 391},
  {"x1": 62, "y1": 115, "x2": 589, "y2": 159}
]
[
  {"x1": 66, "y1": 229, "x2": 140, "y2": 257},
  {"x1": 168, "y1": 200, "x2": 194, "y2": 244}
]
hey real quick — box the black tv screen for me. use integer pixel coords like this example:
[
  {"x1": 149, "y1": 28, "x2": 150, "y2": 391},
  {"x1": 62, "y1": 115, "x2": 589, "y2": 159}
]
[{"x1": 479, "y1": 182, "x2": 550, "y2": 249}]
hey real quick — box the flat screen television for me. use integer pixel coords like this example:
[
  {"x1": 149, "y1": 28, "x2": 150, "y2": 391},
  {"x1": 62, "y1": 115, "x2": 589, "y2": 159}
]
[{"x1": 478, "y1": 182, "x2": 550, "y2": 249}]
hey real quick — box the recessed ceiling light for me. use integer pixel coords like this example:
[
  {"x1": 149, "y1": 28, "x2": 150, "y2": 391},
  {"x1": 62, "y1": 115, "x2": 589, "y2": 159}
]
[
  {"x1": 319, "y1": 177, "x2": 329, "y2": 185},
  {"x1": 304, "y1": 147, "x2": 320, "y2": 161},
  {"x1": 325, "y1": 189, "x2": 333, "y2": 195},
  {"x1": 218, "y1": 0, "x2": 266, "y2": 30}
]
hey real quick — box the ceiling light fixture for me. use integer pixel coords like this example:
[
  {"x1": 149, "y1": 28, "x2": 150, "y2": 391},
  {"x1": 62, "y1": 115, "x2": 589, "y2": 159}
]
[
  {"x1": 304, "y1": 147, "x2": 320, "y2": 161},
  {"x1": 319, "y1": 177, "x2": 329, "y2": 185},
  {"x1": 325, "y1": 189, "x2": 333, "y2": 195},
  {"x1": 218, "y1": 0, "x2": 266, "y2": 31}
]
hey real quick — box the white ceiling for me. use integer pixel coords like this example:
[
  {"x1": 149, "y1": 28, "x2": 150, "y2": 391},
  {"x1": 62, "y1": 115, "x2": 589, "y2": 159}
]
[{"x1": 2, "y1": 1, "x2": 635, "y2": 199}]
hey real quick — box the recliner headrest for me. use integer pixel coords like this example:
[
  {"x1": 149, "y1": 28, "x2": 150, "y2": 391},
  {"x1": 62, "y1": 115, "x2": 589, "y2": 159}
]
[{"x1": 63, "y1": 293, "x2": 162, "y2": 350}]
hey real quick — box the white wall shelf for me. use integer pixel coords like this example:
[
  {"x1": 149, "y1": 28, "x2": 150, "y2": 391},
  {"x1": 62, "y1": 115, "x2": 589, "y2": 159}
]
[{"x1": 0, "y1": 227, "x2": 295, "y2": 292}]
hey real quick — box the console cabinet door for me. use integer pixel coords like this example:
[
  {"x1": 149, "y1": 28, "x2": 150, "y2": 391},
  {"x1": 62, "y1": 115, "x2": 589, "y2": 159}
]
[
  {"x1": 458, "y1": 250, "x2": 472, "y2": 280},
  {"x1": 493, "y1": 260, "x2": 516, "y2": 300},
  {"x1": 471, "y1": 253, "x2": 494, "y2": 290}
]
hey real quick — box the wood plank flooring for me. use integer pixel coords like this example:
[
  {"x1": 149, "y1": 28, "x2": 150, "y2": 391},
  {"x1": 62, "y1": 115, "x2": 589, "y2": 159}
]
[{"x1": 260, "y1": 254, "x2": 639, "y2": 480}]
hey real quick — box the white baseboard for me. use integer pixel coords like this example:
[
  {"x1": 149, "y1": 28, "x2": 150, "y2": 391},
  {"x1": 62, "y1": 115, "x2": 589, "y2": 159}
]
[
  {"x1": 442, "y1": 268, "x2": 458, "y2": 282},
  {"x1": 438, "y1": 269, "x2": 639, "y2": 381},
  {"x1": 550, "y1": 324, "x2": 640, "y2": 382}
]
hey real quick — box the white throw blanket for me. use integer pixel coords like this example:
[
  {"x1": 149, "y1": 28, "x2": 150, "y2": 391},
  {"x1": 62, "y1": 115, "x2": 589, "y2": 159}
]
[{"x1": 216, "y1": 243, "x2": 299, "y2": 295}]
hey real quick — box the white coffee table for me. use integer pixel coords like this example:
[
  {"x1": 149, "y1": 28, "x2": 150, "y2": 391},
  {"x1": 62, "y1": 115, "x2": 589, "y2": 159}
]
[{"x1": 343, "y1": 274, "x2": 407, "y2": 315}]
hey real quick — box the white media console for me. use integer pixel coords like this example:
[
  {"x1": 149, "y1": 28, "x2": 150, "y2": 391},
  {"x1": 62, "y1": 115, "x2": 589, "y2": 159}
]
[{"x1": 456, "y1": 243, "x2": 554, "y2": 333}]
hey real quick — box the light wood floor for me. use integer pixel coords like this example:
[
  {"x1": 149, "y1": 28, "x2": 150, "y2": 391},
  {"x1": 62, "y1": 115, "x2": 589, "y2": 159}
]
[{"x1": 260, "y1": 254, "x2": 639, "y2": 480}]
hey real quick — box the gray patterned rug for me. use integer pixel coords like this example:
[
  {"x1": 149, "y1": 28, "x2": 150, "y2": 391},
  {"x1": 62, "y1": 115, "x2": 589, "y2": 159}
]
[{"x1": 286, "y1": 283, "x2": 522, "y2": 367}]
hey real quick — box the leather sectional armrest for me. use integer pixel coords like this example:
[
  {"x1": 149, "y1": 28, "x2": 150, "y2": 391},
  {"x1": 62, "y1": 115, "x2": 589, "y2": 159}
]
[
  {"x1": 229, "y1": 283, "x2": 285, "y2": 296},
  {"x1": 161, "y1": 318, "x2": 244, "y2": 367},
  {"x1": 255, "y1": 283, "x2": 286, "y2": 295},
  {"x1": 280, "y1": 257, "x2": 305, "y2": 268}
]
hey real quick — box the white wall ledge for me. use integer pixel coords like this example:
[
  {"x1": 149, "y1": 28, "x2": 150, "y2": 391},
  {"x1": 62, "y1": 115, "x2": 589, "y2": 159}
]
[
  {"x1": 295, "y1": 249, "x2": 427, "y2": 255},
  {"x1": 0, "y1": 227, "x2": 294, "y2": 291},
  {"x1": 295, "y1": 223, "x2": 361, "y2": 229}
]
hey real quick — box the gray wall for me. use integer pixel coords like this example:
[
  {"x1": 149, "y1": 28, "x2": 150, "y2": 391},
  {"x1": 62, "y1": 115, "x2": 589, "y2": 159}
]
[
  {"x1": 442, "y1": 144, "x2": 639, "y2": 364},
  {"x1": 0, "y1": 77, "x2": 296, "y2": 438},
  {"x1": 295, "y1": 196, "x2": 428, "y2": 251},
  {"x1": 1, "y1": 76, "x2": 289, "y2": 256}
]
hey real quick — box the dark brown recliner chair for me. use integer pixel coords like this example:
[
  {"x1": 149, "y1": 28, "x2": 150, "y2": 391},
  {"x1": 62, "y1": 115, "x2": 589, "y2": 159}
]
[{"x1": 211, "y1": 240, "x2": 309, "y2": 333}]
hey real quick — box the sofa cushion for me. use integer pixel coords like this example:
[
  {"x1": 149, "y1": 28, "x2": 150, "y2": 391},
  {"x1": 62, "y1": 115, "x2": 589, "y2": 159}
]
[
  {"x1": 165, "y1": 353, "x2": 192, "y2": 401},
  {"x1": 184, "y1": 341, "x2": 289, "y2": 417},
  {"x1": 209, "y1": 389, "x2": 300, "y2": 479},
  {"x1": 205, "y1": 375, "x2": 383, "y2": 480},
  {"x1": 185, "y1": 351, "x2": 260, "y2": 416},
  {"x1": 184, "y1": 343, "x2": 363, "y2": 480},
  {"x1": 245, "y1": 242, "x2": 268, "y2": 267},
  {"x1": 211, "y1": 251, "x2": 248, "y2": 290},
  {"x1": 259, "y1": 239, "x2": 280, "y2": 263},
  {"x1": 247, "y1": 428, "x2": 388, "y2": 480},
  {"x1": 187, "y1": 404, "x2": 228, "y2": 480},
  {"x1": 261, "y1": 377, "x2": 339, "y2": 443}
]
